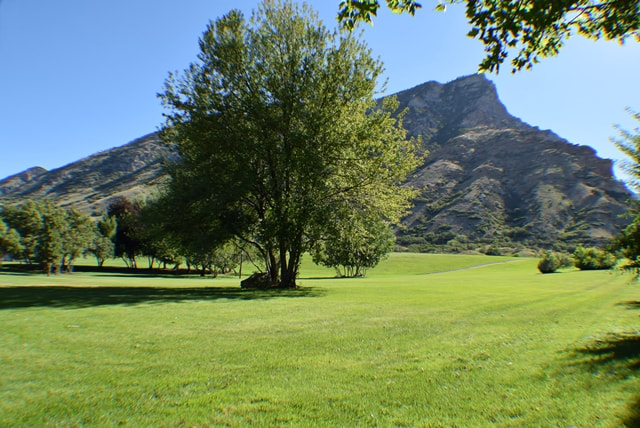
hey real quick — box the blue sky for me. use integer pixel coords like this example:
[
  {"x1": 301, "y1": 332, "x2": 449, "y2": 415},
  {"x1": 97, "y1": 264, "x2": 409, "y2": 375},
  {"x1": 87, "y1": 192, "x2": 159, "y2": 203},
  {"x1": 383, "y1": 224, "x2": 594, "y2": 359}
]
[{"x1": 1, "y1": 0, "x2": 639, "y2": 182}]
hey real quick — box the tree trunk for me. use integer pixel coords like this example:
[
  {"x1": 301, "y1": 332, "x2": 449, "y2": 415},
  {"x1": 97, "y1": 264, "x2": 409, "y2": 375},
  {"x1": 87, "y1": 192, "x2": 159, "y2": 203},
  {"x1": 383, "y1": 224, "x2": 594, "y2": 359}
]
[
  {"x1": 267, "y1": 248, "x2": 279, "y2": 285},
  {"x1": 279, "y1": 247, "x2": 300, "y2": 289}
]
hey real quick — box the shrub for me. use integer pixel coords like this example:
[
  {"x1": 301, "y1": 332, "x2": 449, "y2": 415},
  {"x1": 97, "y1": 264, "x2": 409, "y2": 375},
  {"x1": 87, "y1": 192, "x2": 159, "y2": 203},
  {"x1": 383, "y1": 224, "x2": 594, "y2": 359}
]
[
  {"x1": 572, "y1": 246, "x2": 617, "y2": 270},
  {"x1": 485, "y1": 245, "x2": 502, "y2": 256},
  {"x1": 537, "y1": 251, "x2": 573, "y2": 274},
  {"x1": 538, "y1": 251, "x2": 559, "y2": 274}
]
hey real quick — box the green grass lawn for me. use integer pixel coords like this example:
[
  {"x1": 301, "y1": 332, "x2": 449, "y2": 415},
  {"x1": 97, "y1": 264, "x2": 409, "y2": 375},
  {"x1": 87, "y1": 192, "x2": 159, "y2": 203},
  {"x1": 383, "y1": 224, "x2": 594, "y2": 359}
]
[{"x1": 1, "y1": 254, "x2": 639, "y2": 427}]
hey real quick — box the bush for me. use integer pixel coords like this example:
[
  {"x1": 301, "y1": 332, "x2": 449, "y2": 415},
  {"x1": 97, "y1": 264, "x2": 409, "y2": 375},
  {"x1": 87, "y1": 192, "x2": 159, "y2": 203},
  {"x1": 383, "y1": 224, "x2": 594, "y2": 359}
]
[
  {"x1": 572, "y1": 246, "x2": 617, "y2": 270},
  {"x1": 485, "y1": 245, "x2": 502, "y2": 256},
  {"x1": 538, "y1": 251, "x2": 558, "y2": 274},
  {"x1": 537, "y1": 251, "x2": 573, "y2": 274}
]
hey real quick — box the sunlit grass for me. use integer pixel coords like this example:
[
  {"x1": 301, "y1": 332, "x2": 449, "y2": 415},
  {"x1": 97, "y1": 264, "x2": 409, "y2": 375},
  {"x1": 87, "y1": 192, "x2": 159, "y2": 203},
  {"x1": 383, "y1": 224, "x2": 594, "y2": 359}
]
[{"x1": 1, "y1": 254, "x2": 639, "y2": 426}]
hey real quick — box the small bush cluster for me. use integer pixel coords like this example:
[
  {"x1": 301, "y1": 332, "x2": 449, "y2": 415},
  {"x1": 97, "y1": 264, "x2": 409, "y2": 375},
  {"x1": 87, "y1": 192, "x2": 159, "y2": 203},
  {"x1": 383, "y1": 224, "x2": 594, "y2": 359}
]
[
  {"x1": 572, "y1": 246, "x2": 617, "y2": 270},
  {"x1": 484, "y1": 245, "x2": 503, "y2": 256},
  {"x1": 537, "y1": 251, "x2": 573, "y2": 274}
]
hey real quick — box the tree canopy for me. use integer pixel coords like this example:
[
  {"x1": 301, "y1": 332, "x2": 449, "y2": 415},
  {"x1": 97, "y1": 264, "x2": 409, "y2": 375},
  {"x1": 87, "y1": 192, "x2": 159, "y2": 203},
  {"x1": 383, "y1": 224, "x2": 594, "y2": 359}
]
[
  {"x1": 338, "y1": 0, "x2": 640, "y2": 72},
  {"x1": 0, "y1": 200, "x2": 99, "y2": 274},
  {"x1": 611, "y1": 110, "x2": 640, "y2": 276},
  {"x1": 159, "y1": 0, "x2": 421, "y2": 288}
]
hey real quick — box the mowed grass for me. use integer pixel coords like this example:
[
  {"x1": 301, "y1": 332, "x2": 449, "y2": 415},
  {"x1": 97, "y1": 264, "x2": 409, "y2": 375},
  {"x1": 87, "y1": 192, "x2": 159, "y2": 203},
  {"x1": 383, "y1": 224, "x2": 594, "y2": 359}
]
[{"x1": 1, "y1": 254, "x2": 639, "y2": 427}]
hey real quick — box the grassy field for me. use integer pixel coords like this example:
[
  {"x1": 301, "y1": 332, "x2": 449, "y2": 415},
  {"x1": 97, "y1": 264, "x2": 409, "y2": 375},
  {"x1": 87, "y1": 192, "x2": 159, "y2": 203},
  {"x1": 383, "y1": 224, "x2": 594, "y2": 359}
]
[{"x1": 1, "y1": 253, "x2": 639, "y2": 427}]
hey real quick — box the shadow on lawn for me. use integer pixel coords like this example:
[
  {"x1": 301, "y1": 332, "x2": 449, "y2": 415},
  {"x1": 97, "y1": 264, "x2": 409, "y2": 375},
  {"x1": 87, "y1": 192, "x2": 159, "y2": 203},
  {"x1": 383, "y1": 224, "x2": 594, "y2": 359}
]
[
  {"x1": 0, "y1": 285, "x2": 325, "y2": 310},
  {"x1": 570, "y1": 302, "x2": 640, "y2": 427}
]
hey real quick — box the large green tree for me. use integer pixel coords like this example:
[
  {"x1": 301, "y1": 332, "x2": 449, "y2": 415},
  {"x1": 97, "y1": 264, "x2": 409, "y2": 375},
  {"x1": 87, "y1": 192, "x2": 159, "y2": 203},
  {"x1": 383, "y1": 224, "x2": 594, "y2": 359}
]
[
  {"x1": 160, "y1": 0, "x2": 421, "y2": 288},
  {"x1": 338, "y1": 0, "x2": 640, "y2": 72}
]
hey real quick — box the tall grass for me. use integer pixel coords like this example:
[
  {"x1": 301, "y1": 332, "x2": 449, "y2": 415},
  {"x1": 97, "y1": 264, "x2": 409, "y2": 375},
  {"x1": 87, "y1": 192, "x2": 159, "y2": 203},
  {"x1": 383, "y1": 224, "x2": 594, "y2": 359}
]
[{"x1": 1, "y1": 254, "x2": 638, "y2": 426}]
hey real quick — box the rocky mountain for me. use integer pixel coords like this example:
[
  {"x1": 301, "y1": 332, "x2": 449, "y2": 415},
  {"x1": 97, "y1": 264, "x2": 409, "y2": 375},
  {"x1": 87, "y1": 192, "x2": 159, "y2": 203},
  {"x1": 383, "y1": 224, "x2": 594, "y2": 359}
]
[
  {"x1": 394, "y1": 74, "x2": 631, "y2": 250},
  {"x1": 0, "y1": 74, "x2": 632, "y2": 251}
]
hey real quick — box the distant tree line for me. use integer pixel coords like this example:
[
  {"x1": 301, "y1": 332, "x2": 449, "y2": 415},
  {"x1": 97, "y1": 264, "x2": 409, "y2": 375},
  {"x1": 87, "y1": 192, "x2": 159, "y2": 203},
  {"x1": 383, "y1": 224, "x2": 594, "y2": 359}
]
[
  {"x1": 0, "y1": 195, "x2": 396, "y2": 279},
  {"x1": 0, "y1": 197, "x2": 243, "y2": 276},
  {"x1": 0, "y1": 200, "x2": 107, "y2": 275}
]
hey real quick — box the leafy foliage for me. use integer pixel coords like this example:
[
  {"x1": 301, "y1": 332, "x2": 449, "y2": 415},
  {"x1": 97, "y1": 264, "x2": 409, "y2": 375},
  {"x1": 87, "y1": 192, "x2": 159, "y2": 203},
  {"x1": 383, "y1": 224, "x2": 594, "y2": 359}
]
[
  {"x1": 0, "y1": 218, "x2": 23, "y2": 262},
  {"x1": 338, "y1": 0, "x2": 640, "y2": 72},
  {"x1": 614, "y1": 215, "x2": 640, "y2": 277},
  {"x1": 572, "y1": 245, "x2": 617, "y2": 271},
  {"x1": 85, "y1": 214, "x2": 116, "y2": 267},
  {"x1": 537, "y1": 250, "x2": 573, "y2": 274},
  {"x1": 107, "y1": 197, "x2": 144, "y2": 268},
  {"x1": 611, "y1": 111, "x2": 640, "y2": 277},
  {"x1": 159, "y1": 0, "x2": 421, "y2": 288},
  {"x1": 312, "y1": 210, "x2": 394, "y2": 277},
  {"x1": 0, "y1": 200, "x2": 98, "y2": 274},
  {"x1": 338, "y1": 0, "x2": 422, "y2": 29},
  {"x1": 613, "y1": 109, "x2": 640, "y2": 193}
]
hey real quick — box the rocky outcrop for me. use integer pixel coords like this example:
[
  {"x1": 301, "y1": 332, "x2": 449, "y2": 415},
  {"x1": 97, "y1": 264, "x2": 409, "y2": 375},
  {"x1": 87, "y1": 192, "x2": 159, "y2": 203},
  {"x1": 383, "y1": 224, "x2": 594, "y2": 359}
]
[{"x1": 0, "y1": 166, "x2": 47, "y2": 197}]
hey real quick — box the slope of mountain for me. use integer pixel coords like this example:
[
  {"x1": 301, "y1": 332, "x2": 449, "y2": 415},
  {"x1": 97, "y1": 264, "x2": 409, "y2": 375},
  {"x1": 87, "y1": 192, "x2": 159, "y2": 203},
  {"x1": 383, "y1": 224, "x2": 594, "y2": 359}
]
[
  {"x1": 0, "y1": 133, "x2": 169, "y2": 215},
  {"x1": 395, "y1": 75, "x2": 631, "y2": 250},
  {"x1": 0, "y1": 74, "x2": 632, "y2": 250}
]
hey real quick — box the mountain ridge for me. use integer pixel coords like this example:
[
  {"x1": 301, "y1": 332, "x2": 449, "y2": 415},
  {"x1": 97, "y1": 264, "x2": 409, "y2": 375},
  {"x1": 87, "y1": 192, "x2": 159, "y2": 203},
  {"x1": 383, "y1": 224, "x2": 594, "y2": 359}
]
[{"x1": 0, "y1": 74, "x2": 631, "y2": 250}]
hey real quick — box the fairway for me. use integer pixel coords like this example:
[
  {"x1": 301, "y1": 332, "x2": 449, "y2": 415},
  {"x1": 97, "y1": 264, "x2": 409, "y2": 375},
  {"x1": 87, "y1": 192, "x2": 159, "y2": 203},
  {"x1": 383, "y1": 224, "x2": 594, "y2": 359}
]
[{"x1": 1, "y1": 254, "x2": 639, "y2": 427}]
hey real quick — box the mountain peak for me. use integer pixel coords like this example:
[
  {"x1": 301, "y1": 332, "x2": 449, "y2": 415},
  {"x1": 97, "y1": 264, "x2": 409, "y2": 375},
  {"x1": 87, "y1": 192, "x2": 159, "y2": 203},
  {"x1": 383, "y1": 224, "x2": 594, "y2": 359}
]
[
  {"x1": 0, "y1": 166, "x2": 48, "y2": 197},
  {"x1": 393, "y1": 74, "x2": 527, "y2": 143}
]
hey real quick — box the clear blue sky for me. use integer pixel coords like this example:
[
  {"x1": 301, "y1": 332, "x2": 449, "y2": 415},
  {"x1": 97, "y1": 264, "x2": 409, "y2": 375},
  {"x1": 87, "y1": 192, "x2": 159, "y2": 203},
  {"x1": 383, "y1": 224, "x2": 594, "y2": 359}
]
[{"x1": 1, "y1": 0, "x2": 639, "y2": 182}]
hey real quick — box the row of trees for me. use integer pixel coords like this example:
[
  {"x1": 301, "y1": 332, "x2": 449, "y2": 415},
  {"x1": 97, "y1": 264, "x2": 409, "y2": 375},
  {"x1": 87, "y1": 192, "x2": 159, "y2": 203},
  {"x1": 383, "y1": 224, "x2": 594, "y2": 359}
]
[
  {"x1": 0, "y1": 194, "x2": 398, "y2": 279},
  {"x1": 0, "y1": 200, "x2": 114, "y2": 275}
]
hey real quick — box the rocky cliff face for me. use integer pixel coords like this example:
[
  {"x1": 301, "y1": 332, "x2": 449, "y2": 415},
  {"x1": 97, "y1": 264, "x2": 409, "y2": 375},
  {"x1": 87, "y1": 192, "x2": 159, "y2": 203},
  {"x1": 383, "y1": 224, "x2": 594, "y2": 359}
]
[
  {"x1": 0, "y1": 75, "x2": 632, "y2": 250},
  {"x1": 395, "y1": 75, "x2": 631, "y2": 250}
]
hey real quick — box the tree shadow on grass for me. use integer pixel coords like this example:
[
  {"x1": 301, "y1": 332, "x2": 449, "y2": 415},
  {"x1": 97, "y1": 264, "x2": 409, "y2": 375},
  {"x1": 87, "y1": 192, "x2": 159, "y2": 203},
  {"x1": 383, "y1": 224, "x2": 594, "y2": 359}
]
[
  {"x1": 0, "y1": 285, "x2": 325, "y2": 310},
  {"x1": 620, "y1": 301, "x2": 640, "y2": 310},
  {"x1": 570, "y1": 302, "x2": 640, "y2": 427}
]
